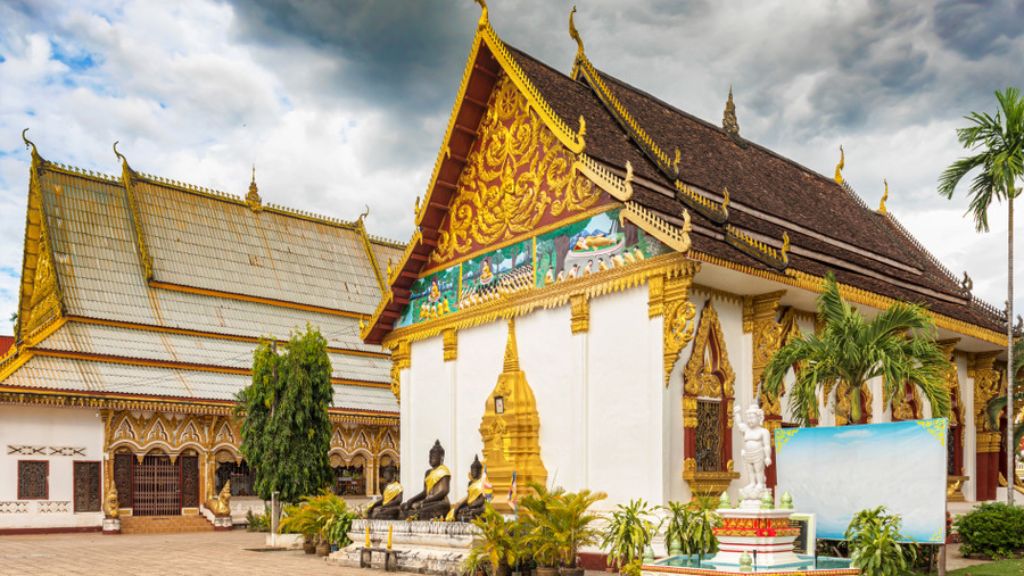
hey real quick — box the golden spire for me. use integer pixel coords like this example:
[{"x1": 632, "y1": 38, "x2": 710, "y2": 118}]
[
  {"x1": 878, "y1": 178, "x2": 889, "y2": 214},
  {"x1": 503, "y1": 317, "x2": 520, "y2": 372},
  {"x1": 834, "y1": 145, "x2": 845, "y2": 184},
  {"x1": 246, "y1": 164, "x2": 262, "y2": 211},
  {"x1": 722, "y1": 85, "x2": 739, "y2": 137},
  {"x1": 569, "y1": 5, "x2": 584, "y2": 56}
]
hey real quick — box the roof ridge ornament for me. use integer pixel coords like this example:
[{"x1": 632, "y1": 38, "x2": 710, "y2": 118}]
[
  {"x1": 474, "y1": 0, "x2": 488, "y2": 29},
  {"x1": 834, "y1": 145, "x2": 845, "y2": 184},
  {"x1": 878, "y1": 178, "x2": 889, "y2": 214},
  {"x1": 246, "y1": 164, "x2": 262, "y2": 211},
  {"x1": 22, "y1": 128, "x2": 39, "y2": 159},
  {"x1": 722, "y1": 85, "x2": 740, "y2": 138},
  {"x1": 569, "y1": 5, "x2": 584, "y2": 57}
]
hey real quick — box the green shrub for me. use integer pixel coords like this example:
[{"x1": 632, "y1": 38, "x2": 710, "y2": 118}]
[
  {"x1": 601, "y1": 499, "x2": 661, "y2": 576},
  {"x1": 955, "y1": 502, "x2": 1024, "y2": 558},
  {"x1": 663, "y1": 500, "x2": 721, "y2": 557},
  {"x1": 246, "y1": 509, "x2": 270, "y2": 532},
  {"x1": 845, "y1": 506, "x2": 918, "y2": 576}
]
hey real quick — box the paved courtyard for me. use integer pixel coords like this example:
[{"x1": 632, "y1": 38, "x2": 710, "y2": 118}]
[{"x1": 0, "y1": 530, "x2": 368, "y2": 576}]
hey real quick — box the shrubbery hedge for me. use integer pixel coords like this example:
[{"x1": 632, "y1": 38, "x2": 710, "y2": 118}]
[{"x1": 955, "y1": 502, "x2": 1024, "y2": 558}]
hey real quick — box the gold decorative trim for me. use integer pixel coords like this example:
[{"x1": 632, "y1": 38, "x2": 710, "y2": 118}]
[
  {"x1": 443, "y1": 329, "x2": 458, "y2": 362},
  {"x1": 389, "y1": 340, "x2": 411, "y2": 400},
  {"x1": 114, "y1": 145, "x2": 155, "y2": 281},
  {"x1": 574, "y1": 155, "x2": 633, "y2": 201},
  {"x1": 725, "y1": 225, "x2": 789, "y2": 271},
  {"x1": 620, "y1": 203, "x2": 692, "y2": 253},
  {"x1": 682, "y1": 458, "x2": 740, "y2": 499},
  {"x1": 690, "y1": 250, "x2": 1007, "y2": 346},
  {"x1": 746, "y1": 292, "x2": 787, "y2": 425},
  {"x1": 355, "y1": 212, "x2": 387, "y2": 294},
  {"x1": 683, "y1": 300, "x2": 735, "y2": 398},
  {"x1": 648, "y1": 275, "x2": 665, "y2": 319},
  {"x1": 148, "y1": 281, "x2": 369, "y2": 320},
  {"x1": 382, "y1": 253, "x2": 699, "y2": 348},
  {"x1": 663, "y1": 274, "x2": 698, "y2": 386},
  {"x1": 570, "y1": 293, "x2": 589, "y2": 334}
]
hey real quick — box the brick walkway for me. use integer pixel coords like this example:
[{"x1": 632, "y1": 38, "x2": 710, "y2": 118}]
[{"x1": 0, "y1": 530, "x2": 369, "y2": 576}]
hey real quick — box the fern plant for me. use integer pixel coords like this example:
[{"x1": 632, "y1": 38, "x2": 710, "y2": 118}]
[
  {"x1": 601, "y1": 499, "x2": 661, "y2": 576},
  {"x1": 844, "y1": 506, "x2": 918, "y2": 576}
]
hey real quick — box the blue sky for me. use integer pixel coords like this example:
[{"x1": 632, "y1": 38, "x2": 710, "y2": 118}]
[{"x1": 1, "y1": 0, "x2": 1023, "y2": 335}]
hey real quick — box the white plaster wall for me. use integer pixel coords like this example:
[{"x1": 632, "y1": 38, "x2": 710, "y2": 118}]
[
  {"x1": 587, "y1": 286, "x2": 662, "y2": 507},
  {"x1": 0, "y1": 405, "x2": 104, "y2": 529},
  {"x1": 403, "y1": 336, "x2": 451, "y2": 494}
]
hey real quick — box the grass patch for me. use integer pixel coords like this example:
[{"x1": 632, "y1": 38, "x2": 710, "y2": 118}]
[{"x1": 946, "y1": 559, "x2": 1024, "y2": 575}]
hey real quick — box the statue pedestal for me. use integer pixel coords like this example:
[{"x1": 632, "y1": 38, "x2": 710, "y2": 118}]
[
  {"x1": 211, "y1": 515, "x2": 233, "y2": 530},
  {"x1": 706, "y1": 507, "x2": 804, "y2": 568},
  {"x1": 329, "y1": 519, "x2": 478, "y2": 575},
  {"x1": 101, "y1": 517, "x2": 121, "y2": 534}
]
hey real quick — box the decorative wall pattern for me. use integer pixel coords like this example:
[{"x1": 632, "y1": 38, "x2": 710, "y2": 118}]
[
  {"x1": 399, "y1": 208, "x2": 668, "y2": 328},
  {"x1": 37, "y1": 501, "x2": 71, "y2": 514},
  {"x1": 0, "y1": 501, "x2": 29, "y2": 514},
  {"x1": 7, "y1": 445, "x2": 86, "y2": 456}
]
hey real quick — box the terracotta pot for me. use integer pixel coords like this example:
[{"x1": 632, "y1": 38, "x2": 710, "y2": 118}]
[
  {"x1": 559, "y1": 567, "x2": 585, "y2": 576},
  {"x1": 316, "y1": 540, "x2": 331, "y2": 556},
  {"x1": 303, "y1": 537, "x2": 317, "y2": 554}
]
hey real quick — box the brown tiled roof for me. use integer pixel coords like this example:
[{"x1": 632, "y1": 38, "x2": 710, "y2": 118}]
[{"x1": 506, "y1": 46, "x2": 1003, "y2": 334}]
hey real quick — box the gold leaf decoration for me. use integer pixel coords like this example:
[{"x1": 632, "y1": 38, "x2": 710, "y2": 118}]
[{"x1": 432, "y1": 74, "x2": 599, "y2": 264}]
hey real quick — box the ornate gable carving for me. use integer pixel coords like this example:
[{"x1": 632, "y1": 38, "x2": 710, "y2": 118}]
[
  {"x1": 683, "y1": 300, "x2": 735, "y2": 399},
  {"x1": 431, "y1": 74, "x2": 601, "y2": 265}
]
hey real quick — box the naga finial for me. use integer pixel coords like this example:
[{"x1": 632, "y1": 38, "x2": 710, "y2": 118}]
[
  {"x1": 681, "y1": 208, "x2": 692, "y2": 235},
  {"x1": 781, "y1": 232, "x2": 791, "y2": 261},
  {"x1": 673, "y1": 148, "x2": 681, "y2": 175},
  {"x1": 624, "y1": 161, "x2": 634, "y2": 185},
  {"x1": 113, "y1": 140, "x2": 127, "y2": 165},
  {"x1": 474, "y1": 0, "x2": 488, "y2": 29},
  {"x1": 722, "y1": 85, "x2": 739, "y2": 137},
  {"x1": 357, "y1": 204, "x2": 370, "y2": 223},
  {"x1": 578, "y1": 115, "x2": 587, "y2": 139},
  {"x1": 878, "y1": 178, "x2": 889, "y2": 214},
  {"x1": 22, "y1": 128, "x2": 38, "y2": 158},
  {"x1": 722, "y1": 187, "x2": 731, "y2": 211},
  {"x1": 961, "y1": 271, "x2": 973, "y2": 294},
  {"x1": 834, "y1": 145, "x2": 845, "y2": 184},
  {"x1": 569, "y1": 5, "x2": 584, "y2": 55}
]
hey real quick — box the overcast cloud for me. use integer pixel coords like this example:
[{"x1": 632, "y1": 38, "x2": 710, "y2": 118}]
[{"x1": 1, "y1": 0, "x2": 1022, "y2": 335}]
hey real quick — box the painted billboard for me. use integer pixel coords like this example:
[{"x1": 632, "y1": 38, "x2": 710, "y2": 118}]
[{"x1": 774, "y1": 418, "x2": 948, "y2": 543}]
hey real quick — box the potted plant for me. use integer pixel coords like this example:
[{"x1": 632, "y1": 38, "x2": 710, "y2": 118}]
[
  {"x1": 551, "y1": 489, "x2": 606, "y2": 576},
  {"x1": 601, "y1": 499, "x2": 660, "y2": 576},
  {"x1": 520, "y1": 484, "x2": 565, "y2": 576},
  {"x1": 278, "y1": 502, "x2": 317, "y2": 554},
  {"x1": 662, "y1": 500, "x2": 721, "y2": 560},
  {"x1": 466, "y1": 504, "x2": 517, "y2": 576}
]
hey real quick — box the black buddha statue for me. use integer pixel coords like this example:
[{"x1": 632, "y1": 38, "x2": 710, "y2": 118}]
[
  {"x1": 446, "y1": 455, "x2": 488, "y2": 522},
  {"x1": 366, "y1": 465, "x2": 403, "y2": 520},
  {"x1": 400, "y1": 440, "x2": 451, "y2": 520}
]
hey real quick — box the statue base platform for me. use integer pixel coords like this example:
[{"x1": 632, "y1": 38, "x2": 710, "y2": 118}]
[
  {"x1": 329, "y1": 519, "x2": 478, "y2": 575},
  {"x1": 211, "y1": 515, "x2": 233, "y2": 530},
  {"x1": 708, "y1": 507, "x2": 804, "y2": 567},
  {"x1": 101, "y1": 518, "x2": 121, "y2": 534}
]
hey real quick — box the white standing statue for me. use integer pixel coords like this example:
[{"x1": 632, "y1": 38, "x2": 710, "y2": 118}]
[{"x1": 734, "y1": 403, "x2": 772, "y2": 502}]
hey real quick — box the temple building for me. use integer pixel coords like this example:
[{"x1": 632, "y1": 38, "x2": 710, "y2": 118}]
[
  {"x1": 363, "y1": 5, "x2": 1015, "y2": 510},
  {"x1": 0, "y1": 143, "x2": 401, "y2": 533}
]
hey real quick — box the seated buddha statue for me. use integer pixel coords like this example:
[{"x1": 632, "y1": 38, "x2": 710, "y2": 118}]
[
  {"x1": 400, "y1": 440, "x2": 452, "y2": 520},
  {"x1": 446, "y1": 455, "x2": 489, "y2": 523},
  {"x1": 366, "y1": 465, "x2": 403, "y2": 520}
]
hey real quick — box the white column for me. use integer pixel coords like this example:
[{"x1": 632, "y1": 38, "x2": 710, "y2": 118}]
[{"x1": 571, "y1": 328, "x2": 589, "y2": 491}]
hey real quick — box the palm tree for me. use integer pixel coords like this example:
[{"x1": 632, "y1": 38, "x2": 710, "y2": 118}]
[
  {"x1": 939, "y1": 87, "x2": 1024, "y2": 505},
  {"x1": 761, "y1": 273, "x2": 950, "y2": 427}
]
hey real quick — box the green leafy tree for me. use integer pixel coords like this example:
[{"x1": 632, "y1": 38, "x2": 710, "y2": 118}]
[
  {"x1": 762, "y1": 273, "x2": 950, "y2": 426},
  {"x1": 939, "y1": 87, "x2": 1024, "y2": 504},
  {"x1": 845, "y1": 506, "x2": 918, "y2": 576},
  {"x1": 236, "y1": 325, "x2": 334, "y2": 504}
]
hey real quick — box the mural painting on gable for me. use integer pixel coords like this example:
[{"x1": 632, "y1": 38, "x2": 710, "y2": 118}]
[{"x1": 397, "y1": 208, "x2": 669, "y2": 328}]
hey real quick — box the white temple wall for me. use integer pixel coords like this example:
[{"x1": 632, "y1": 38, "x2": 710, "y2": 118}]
[
  {"x1": 959, "y1": 353, "x2": 976, "y2": 501},
  {"x1": 404, "y1": 336, "x2": 450, "y2": 494},
  {"x1": 714, "y1": 295, "x2": 750, "y2": 501},
  {"x1": 0, "y1": 405, "x2": 104, "y2": 530},
  {"x1": 587, "y1": 285, "x2": 662, "y2": 506}
]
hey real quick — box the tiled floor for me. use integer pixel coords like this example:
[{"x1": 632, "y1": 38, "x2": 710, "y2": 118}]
[{"x1": 0, "y1": 530, "x2": 364, "y2": 576}]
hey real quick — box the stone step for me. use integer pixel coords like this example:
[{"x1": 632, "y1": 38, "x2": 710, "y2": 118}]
[{"x1": 120, "y1": 514, "x2": 215, "y2": 534}]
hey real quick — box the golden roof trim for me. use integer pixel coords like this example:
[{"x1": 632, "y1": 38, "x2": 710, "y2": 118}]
[
  {"x1": 689, "y1": 249, "x2": 1006, "y2": 347},
  {"x1": 620, "y1": 202, "x2": 692, "y2": 253},
  {"x1": 115, "y1": 143, "x2": 155, "y2": 281},
  {"x1": 148, "y1": 280, "x2": 370, "y2": 320},
  {"x1": 355, "y1": 208, "x2": 387, "y2": 293},
  {"x1": 724, "y1": 225, "x2": 789, "y2": 271},
  {"x1": 575, "y1": 155, "x2": 633, "y2": 201}
]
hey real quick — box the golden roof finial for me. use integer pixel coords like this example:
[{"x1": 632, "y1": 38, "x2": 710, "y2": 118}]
[
  {"x1": 834, "y1": 145, "x2": 845, "y2": 184},
  {"x1": 503, "y1": 317, "x2": 520, "y2": 372},
  {"x1": 578, "y1": 115, "x2": 587, "y2": 139},
  {"x1": 246, "y1": 164, "x2": 262, "y2": 211},
  {"x1": 474, "y1": 0, "x2": 488, "y2": 29},
  {"x1": 722, "y1": 85, "x2": 739, "y2": 137},
  {"x1": 878, "y1": 178, "x2": 889, "y2": 214},
  {"x1": 357, "y1": 204, "x2": 370, "y2": 224},
  {"x1": 722, "y1": 187, "x2": 731, "y2": 210},
  {"x1": 673, "y1": 148, "x2": 682, "y2": 174},
  {"x1": 22, "y1": 128, "x2": 39, "y2": 159},
  {"x1": 781, "y1": 232, "x2": 791, "y2": 261},
  {"x1": 112, "y1": 140, "x2": 127, "y2": 165},
  {"x1": 569, "y1": 5, "x2": 585, "y2": 56}
]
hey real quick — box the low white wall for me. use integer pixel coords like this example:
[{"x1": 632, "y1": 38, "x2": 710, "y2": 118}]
[{"x1": 0, "y1": 405, "x2": 105, "y2": 530}]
